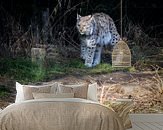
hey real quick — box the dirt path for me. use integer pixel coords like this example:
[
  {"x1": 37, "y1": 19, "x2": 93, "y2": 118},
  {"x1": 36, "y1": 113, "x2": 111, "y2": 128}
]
[
  {"x1": 0, "y1": 71, "x2": 162, "y2": 130},
  {"x1": 0, "y1": 72, "x2": 163, "y2": 114},
  {"x1": 0, "y1": 72, "x2": 158, "y2": 108}
]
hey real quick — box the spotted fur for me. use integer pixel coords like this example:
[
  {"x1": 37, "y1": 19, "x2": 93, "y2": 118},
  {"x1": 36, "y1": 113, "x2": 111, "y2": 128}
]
[{"x1": 76, "y1": 13, "x2": 120, "y2": 67}]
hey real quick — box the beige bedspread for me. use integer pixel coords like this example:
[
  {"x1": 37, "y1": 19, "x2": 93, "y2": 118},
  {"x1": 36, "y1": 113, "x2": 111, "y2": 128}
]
[{"x1": 0, "y1": 98, "x2": 124, "y2": 130}]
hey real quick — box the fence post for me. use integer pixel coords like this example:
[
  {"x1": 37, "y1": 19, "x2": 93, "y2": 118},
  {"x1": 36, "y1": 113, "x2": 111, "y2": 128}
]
[{"x1": 31, "y1": 48, "x2": 46, "y2": 68}]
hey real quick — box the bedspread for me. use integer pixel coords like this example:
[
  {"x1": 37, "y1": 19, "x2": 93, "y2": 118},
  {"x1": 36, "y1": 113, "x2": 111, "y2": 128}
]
[{"x1": 0, "y1": 98, "x2": 124, "y2": 130}]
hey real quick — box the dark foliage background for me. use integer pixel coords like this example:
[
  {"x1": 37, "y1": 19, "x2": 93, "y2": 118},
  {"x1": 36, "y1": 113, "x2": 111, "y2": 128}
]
[
  {"x1": 0, "y1": 0, "x2": 162, "y2": 62},
  {"x1": 1, "y1": 0, "x2": 163, "y2": 36}
]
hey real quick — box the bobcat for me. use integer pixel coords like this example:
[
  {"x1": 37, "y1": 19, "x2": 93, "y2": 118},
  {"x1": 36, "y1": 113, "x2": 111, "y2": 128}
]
[{"x1": 76, "y1": 12, "x2": 120, "y2": 67}]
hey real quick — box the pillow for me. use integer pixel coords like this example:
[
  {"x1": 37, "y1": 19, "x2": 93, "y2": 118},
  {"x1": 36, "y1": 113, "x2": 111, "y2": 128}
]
[
  {"x1": 58, "y1": 83, "x2": 88, "y2": 99},
  {"x1": 15, "y1": 82, "x2": 24, "y2": 103},
  {"x1": 23, "y1": 86, "x2": 51, "y2": 100},
  {"x1": 15, "y1": 82, "x2": 58, "y2": 103},
  {"x1": 87, "y1": 82, "x2": 98, "y2": 102},
  {"x1": 32, "y1": 93, "x2": 74, "y2": 99}
]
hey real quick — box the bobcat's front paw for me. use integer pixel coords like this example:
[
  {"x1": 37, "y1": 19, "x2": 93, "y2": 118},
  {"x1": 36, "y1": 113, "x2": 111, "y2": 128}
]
[
  {"x1": 92, "y1": 63, "x2": 98, "y2": 67},
  {"x1": 92, "y1": 59, "x2": 100, "y2": 67},
  {"x1": 85, "y1": 63, "x2": 93, "y2": 67}
]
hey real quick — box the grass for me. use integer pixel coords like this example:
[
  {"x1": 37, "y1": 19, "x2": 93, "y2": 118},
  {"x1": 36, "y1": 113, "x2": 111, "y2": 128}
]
[
  {"x1": 0, "y1": 58, "x2": 46, "y2": 83},
  {"x1": 0, "y1": 85, "x2": 10, "y2": 98},
  {"x1": 90, "y1": 63, "x2": 114, "y2": 74},
  {"x1": 0, "y1": 58, "x2": 133, "y2": 83}
]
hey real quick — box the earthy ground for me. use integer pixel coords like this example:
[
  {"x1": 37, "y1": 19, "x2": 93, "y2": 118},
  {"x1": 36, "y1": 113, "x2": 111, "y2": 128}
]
[
  {"x1": 0, "y1": 70, "x2": 163, "y2": 129},
  {"x1": 0, "y1": 70, "x2": 162, "y2": 111}
]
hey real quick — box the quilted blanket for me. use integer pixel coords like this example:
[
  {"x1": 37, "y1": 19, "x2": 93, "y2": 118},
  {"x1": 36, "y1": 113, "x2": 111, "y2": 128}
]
[{"x1": 0, "y1": 98, "x2": 124, "y2": 130}]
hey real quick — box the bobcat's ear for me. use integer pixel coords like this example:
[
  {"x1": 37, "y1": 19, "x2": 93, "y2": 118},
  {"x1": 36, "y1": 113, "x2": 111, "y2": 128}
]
[
  {"x1": 88, "y1": 15, "x2": 92, "y2": 18},
  {"x1": 77, "y1": 14, "x2": 81, "y2": 20},
  {"x1": 88, "y1": 14, "x2": 94, "y2": 21},
  {"x1": 90, "y1": 15, "x2": 95, "y2": 21}
]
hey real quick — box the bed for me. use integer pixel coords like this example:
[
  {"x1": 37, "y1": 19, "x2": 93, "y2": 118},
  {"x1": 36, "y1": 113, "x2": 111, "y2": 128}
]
[{"x1": 0, "y1": 82, "x2": 125, "y2": 130}]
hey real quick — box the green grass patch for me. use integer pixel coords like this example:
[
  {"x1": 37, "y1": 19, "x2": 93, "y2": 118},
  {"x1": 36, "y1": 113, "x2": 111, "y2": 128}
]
[
  {"x1": 0, "y1": 58, "x2": 133, "y2": 83},
  {"x1": 66, "y1": 59, "x2": 86, "y2": 69},
  {"x1": 0, "y1": 58, "x2": 46, "y2": 83},
  {"x1": 0, "y1": 85, "x2": 10, "y2": 98},
  {"x1": 90, "y1": 63, "x2": 114, "y2": 74}
]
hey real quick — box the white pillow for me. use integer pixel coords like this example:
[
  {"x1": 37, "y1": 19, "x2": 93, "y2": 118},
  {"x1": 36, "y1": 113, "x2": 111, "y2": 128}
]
[
  {"x1": 15, "y1": 82, "x2": 98, "y2": 102},
  {"x1": 15, "y1": 82, "x2": 25, "y2": 103},
  {"x1": 58, "y1": 83, "x2": 88, "y2": 99},
  {"x1": 87, "y1": 82, "x2": 98, "y2": 102},
  {"x1": 15, "y1": 82, "x2": 58, "y2": 103}
]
